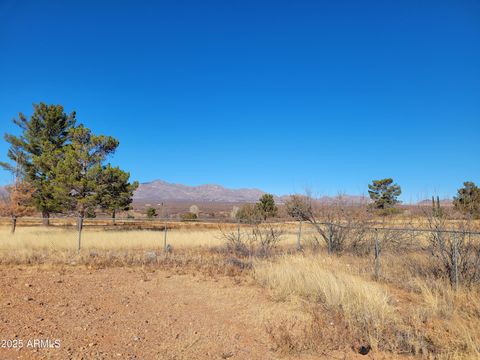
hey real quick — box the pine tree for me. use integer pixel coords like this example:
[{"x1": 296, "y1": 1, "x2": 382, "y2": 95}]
[
  {"x1": 453, "y1": 182, "x2": 480, "y2": 219},
  {"x1": 367, "y1": 178, "x2": 402, "y2": 210},
  {"x1": 53, "y1": 125, "x2": 119, "y2": 218},
  {"x1": 0, "y1": 103, "x2": 76, "y2": 225},
  {"x1": 97, "y1": 165, "x2": 139, "y2": 223},
  {"x1": 256, "y1": 194, "x2": 278, "y2": 220}
]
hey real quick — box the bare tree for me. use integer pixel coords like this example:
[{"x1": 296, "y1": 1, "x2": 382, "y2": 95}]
[
  {"x1": 285, "y1": 194, "x2": 371, "y2": 253},
  {"x1": 220, "y1": 214, "x2": 284, "y2": 258}
]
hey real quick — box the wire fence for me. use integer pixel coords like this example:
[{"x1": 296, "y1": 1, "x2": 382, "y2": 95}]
[{"x1": 1, "y1": 216, "x2": 480, "y2": 288}]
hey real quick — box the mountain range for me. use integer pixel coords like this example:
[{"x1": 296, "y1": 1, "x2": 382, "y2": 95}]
[
  {"x1": 0, "y1": 180, "x2": 450, "y2": 205},
  {"x1": 133, "y1": 180, "x2": 372, "y2": 204},
  {"x1": 134, "y1": 180, "x2": 266, "y2": 203}
]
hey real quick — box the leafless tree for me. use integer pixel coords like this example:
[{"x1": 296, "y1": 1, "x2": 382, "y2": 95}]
[{"x1": 285, "y1": 194, "x2": 371, "y2": 253}]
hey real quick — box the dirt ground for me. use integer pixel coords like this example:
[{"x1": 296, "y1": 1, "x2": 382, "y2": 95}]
[{"x1": 0, "y1": 266, "x2": 382, "y2": 360}]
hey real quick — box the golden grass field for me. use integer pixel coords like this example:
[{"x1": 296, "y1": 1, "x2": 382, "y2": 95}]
[
  {"x1": 0, "y1": 224, "x2": 299, "y2": 251},
  {"x1": 1, "y1": 223, "x2": 479, "y2": 359}
]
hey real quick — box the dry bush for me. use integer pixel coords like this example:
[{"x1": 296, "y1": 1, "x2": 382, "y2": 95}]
[
  {"x1": 427, "y1": 216, "x2": 480, "y2": 286},
  {"x1": 285, "y1": 194, "x2": 373, "y2": 254},
  {"x1": 218, "y1": 225, "x2": 253, "y2": 257},
  {"x1": 219, "y1": 223, "x2": 284, "y2": 258}
]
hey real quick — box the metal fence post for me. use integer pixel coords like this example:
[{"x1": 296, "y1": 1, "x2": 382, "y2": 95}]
[
  {"x1": 77, "y1": 215, "x2": 84, "y2": 253},
  {"x1": 163, "y1": 220, "x2": 168, "y2": 252},
  {"x1": 374, "y1": 228, "x2": 380, "y2": 280},
  {"x1": 452, "y1": 231, "x2": 459, "y2": 290},
  {"x1": 296, "y1": 220, "x2": 302, "y2": 251}
]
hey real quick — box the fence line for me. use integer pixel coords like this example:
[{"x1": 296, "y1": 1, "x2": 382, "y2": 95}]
[
  {"x1": 1, "y1": 216, "x2": 478, "y2": 289},
  {"x1": 2, "y1": 216, "x2": 480, "y2": 233}
]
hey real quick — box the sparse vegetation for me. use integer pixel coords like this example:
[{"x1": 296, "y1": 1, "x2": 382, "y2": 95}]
[{"x1": 1, "y1": 216, "x2": 480, "y2": 358}]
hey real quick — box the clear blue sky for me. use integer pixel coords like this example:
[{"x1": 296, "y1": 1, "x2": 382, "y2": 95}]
[{"x1": 0, "y1": 0, "x2": 479, "y2": 202}]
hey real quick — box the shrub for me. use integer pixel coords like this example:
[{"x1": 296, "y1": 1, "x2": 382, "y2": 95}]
[
  {"x1": 146, "y1": 207, "x2": 157, "y2": 219},
  {"x1": 181, "y1": 212, "x2": 197, "y2": 221}
]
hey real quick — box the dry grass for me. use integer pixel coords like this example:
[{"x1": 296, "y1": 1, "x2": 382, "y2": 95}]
[
  {"x1": 254, "y1": 254, "x2": 480, "y2": 358},
  {"x1": 0, "y1": 226, "x2": 225, "y2": 250},
  {"x1": 255, "y1": 255, "x2": 400, "y2": 351},
  {"x1": 0, "y1": 225, "x2": 298, "y2": 249}
]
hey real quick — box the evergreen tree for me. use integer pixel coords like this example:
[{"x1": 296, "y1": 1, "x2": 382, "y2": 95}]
[
  {"x1": 256, "y1": 194, "x2": 278, "y2": 220},
  {"x1": 146, "y1": 207, "x2": 158, "y2": 219},
  {"x1": 53, "y1": 125, "x2": 119, "y2": 218},
  {"x1": 97, "y1": 164, "x2": 139, "y2": 222},
  {"x1": 453, "y1": 182, "x2": 480, "y2": 219},
  {"x1": 0, "y1": 103, "x2": 76, "y2": 224},
  {"x1": 368, "y1": 178, "x2": 401, "y2": 210}
]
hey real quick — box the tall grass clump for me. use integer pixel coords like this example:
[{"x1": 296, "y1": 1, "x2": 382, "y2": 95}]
[{"x1": 254, "y1": 255, "x2": 399, "y2": 350}]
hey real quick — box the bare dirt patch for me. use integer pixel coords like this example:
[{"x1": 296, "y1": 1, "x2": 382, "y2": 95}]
[{"x1": 0, "y1": 266, "x2": 365, "y2": 360}]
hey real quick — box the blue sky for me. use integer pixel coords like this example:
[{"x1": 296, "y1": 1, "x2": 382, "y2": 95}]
[{"x1": 0, "y1": 0, "x2": 479, "y2": 202}]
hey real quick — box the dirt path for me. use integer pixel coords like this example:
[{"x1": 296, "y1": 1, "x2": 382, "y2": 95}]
[{"x1": 0, "y1": 266, "x2": 304, "y2": 360}]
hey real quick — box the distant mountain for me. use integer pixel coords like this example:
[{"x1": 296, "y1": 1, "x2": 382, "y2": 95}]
[
  {"x1": 133, "y1": 179, "x2": 372, "y2": 204},
  {"x1": 134, "y1": 180, "x2": 266, "y2": 203},
  {"x1": 417, "y1": 198, "x2": 453, "y2": 206}
]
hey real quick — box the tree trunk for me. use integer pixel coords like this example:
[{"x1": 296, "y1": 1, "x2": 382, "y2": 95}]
[
  {"x1": 11, "y1": 215, "x2": 17, "y2": 234},
  {"x1": 42, "y1": 211, "x2": 50, "y2": 226},
  {"x1": 112, "y1": 209, "x2": 116, "y2": 225}
]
